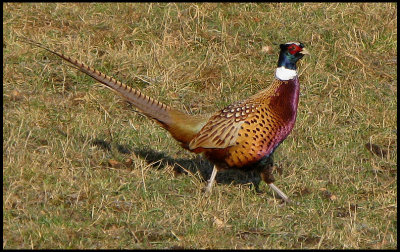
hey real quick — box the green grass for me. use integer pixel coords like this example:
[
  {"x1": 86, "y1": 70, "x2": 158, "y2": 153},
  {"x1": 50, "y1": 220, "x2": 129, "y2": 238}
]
[{"x1": 3, "y1": 2, "x2": 397, "y2": 249}]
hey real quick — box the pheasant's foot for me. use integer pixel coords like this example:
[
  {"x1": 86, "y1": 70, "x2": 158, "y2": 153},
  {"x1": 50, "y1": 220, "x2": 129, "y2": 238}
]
[{"x1": 202, "y1": 184, "x2": 213, "y2": 194}]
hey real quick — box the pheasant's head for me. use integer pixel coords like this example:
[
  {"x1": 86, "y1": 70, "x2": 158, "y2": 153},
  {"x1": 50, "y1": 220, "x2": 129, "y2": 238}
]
[
  {"x1": 277, "y1": 42, "x2": 309, "y2": 70},
  {"x1": 274, "y1": 42, "x2": 309, "y2": 80}
]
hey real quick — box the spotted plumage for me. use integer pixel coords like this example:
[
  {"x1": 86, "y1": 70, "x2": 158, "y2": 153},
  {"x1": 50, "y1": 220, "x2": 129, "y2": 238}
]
[
  {"x1": 191, "y1": 76, "x2": 300, "y2": 170},
  {"x1": 21, "y1": 38, "x2": 308, "y2": 203}
]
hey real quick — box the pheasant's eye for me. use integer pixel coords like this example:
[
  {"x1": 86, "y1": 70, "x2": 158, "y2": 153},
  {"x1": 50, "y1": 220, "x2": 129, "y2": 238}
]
[{"x1": 288, "y1": 44, "x2": 300, "y2": 54}]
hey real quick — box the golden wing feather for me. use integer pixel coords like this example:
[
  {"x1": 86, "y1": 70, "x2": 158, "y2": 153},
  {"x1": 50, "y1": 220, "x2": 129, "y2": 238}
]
[
  {"x1": 188, "y1": 101, "x2": 259, "y2": 150},
  {"x1": 188, "y1": 79, "x2": 284, "y2": 150}
]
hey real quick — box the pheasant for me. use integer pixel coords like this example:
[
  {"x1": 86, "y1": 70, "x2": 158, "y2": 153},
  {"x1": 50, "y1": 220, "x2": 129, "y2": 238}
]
[{"x1": 22, "y1": 38, "x2": 309, "y2": 203}]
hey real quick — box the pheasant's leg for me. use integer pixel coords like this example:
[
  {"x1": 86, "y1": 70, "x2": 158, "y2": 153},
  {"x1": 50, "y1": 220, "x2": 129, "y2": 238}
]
[
  {"x1": 204, "y1": 165, "x2": 218, "y2": 194},
  {"x1": 268, "y1": 183, "x2": 290, "y2": 203},
  {"x1": 260, "y1": 160, "x2": 290, "y2": 203}
]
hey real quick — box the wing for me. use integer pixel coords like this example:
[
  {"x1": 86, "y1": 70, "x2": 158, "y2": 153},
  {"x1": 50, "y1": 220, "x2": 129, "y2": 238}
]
[
  {"x1": 188, "y1": 100, "x2": 260, "y2": 150},
  {"x1": 188, "y1": 79, "x2": 285, "y2": 150}
]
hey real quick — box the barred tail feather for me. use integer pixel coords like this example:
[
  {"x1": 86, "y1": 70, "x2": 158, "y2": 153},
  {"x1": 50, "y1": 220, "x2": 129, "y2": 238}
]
[
  {"x1": 66, "y1": 59, "x2": 174, "y2": 125},
  {"x1": 21, "y1": 38, "x2": 208, "y2": 146},
  {"x1": 24, "y1": 40, "x2": 174, "y2": 124}
]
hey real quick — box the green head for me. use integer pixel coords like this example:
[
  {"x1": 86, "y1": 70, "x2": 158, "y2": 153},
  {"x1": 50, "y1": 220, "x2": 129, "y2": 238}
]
[{"x1": 277, "y1": 42, "x2": 309, "y2": 70}]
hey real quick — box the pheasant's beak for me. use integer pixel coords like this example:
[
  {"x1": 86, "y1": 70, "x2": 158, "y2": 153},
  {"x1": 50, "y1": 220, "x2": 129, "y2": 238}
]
[{"x1": 300, "y1": 48, "x2": 310, "y2": 55}]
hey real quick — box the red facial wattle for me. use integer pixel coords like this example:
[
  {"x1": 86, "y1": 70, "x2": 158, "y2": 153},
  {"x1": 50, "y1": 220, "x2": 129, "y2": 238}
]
[{"x1": 288, "y1": 44, "x2": 302, "y2": 55}]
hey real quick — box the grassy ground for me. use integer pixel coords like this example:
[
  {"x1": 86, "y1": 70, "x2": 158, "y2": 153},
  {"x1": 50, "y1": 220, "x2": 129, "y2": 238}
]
[{"x1": 3, "y1": 3, "x2": 397, "y2": 249}]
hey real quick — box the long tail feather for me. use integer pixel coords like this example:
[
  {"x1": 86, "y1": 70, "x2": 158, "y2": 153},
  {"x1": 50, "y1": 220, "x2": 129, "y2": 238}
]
[{"x1": 20, "y1": 37, "x2": 207, "y2": 146}]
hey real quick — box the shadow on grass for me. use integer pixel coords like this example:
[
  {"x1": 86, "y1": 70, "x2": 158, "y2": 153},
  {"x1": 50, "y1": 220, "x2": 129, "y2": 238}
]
[
  {"x1": 91, "y1": 138, "x2": 280, "y2": 193},
  {"x1": 132, "y1": 146, "x2": 266, "y2": 193}
]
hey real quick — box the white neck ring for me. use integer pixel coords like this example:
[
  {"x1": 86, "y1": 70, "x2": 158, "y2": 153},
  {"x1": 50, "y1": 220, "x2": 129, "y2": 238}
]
[{"x1": 275, "y1": 66, "x2": 298, "y2": 81}]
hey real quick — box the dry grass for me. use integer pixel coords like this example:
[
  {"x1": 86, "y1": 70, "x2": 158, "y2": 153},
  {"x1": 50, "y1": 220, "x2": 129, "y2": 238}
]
[{"x1": 3, "y1": 3, "x2": 397, "y2": 249}]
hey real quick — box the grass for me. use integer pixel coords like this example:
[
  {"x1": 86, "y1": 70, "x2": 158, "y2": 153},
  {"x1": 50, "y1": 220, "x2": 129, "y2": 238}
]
[{"x1": 3, "y1": 2, "x2": 397, "y2": 249}]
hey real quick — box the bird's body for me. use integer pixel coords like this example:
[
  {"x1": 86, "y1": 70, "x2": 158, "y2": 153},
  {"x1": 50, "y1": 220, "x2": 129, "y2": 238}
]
[
  {"x1": 23, "y1": 39, "x2": 308, "y2": 202},
  {"x1": 192, "y1": 76, "x2": 300, "y2": 169}
]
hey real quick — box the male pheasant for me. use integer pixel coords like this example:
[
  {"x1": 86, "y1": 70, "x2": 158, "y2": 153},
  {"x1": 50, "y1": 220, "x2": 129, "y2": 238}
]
[{"x1": 23, "y1": 39, "x2": 309, "y2": 203}]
